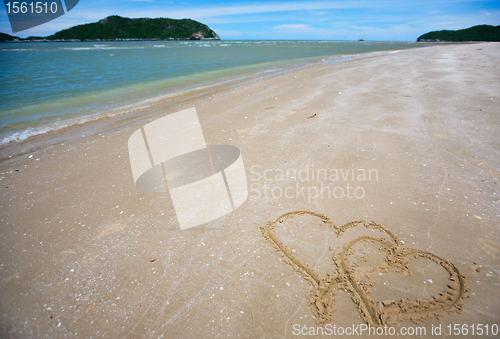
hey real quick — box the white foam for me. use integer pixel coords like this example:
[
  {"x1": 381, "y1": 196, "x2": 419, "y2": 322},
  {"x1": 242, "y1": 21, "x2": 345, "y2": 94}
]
[
  {"x1": 0, "y1": 94, "x2": 165, "y2": 146},
  {"x1": 1, "y1": 124, "x2": 70, "y2": 145},
  {"x1": 1, "y1": 48, "x2": 34, "y2": 51},
  {"x1": 59, "y1": 46, "x2": 145, "y2": 50}
]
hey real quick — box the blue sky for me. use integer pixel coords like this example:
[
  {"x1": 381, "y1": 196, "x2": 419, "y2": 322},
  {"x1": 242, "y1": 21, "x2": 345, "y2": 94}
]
[{"x1": 1, "y1": 0, "x2": 499, "y2": 40}]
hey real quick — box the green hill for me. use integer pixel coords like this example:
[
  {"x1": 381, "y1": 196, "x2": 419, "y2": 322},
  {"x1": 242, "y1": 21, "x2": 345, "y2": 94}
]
[
  {"x1": 417, "y1": 25, "x2": 500, "y2": 42},
  {"x1": 1, "y1": 16, "x2": 219, "y2": 42},
  {"x1": 47, "y1": 16, "x2": 219, "y2": 41},
  {"x1": 0, "y1": 32, "x2": 19, "y2": 42}
]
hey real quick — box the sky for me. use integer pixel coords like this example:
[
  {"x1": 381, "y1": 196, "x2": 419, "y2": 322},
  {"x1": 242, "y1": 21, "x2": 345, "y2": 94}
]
[{"x1": 1, "y1": 0, "x2": 499, "y2": 41}]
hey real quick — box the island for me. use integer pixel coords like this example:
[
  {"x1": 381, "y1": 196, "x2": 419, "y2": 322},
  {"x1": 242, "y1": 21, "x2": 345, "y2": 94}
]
[
  {"x1": 0, "y1": 15, "x2": 220, "y2": 42},
  {"x1": 417, "y1": 24, "x2": 500, "y2": 42},
  {"x1": 0, "y1": 32, "x2": 18, "y2": 42}
]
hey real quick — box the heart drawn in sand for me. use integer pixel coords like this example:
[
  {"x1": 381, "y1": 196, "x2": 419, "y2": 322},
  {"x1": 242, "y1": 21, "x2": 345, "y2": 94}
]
[{"x1": 261, "y1": 211, "x2": 469, "y2": 326}]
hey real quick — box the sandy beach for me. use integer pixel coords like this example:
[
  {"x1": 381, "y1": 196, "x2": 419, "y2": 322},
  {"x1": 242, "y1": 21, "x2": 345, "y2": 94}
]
[{"x1": 0, "y1": 42, "x2": 499, "y2": 338}]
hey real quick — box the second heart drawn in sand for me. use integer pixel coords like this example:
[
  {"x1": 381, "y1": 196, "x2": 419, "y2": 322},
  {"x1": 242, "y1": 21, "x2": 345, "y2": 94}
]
[{"x1": 261, "y1": 211, "x2": 469, "y2": 326}]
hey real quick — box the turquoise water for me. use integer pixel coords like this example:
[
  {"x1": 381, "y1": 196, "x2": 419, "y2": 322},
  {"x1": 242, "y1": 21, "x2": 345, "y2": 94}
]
[{"x1": 0, "y1": 40, "x2": 429, "y2": 145}]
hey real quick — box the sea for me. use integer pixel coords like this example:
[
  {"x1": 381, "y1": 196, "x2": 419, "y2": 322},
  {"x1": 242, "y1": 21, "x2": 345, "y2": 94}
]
[{"x1": 0, "y1": 40, "x2": 432, "y2": 147}]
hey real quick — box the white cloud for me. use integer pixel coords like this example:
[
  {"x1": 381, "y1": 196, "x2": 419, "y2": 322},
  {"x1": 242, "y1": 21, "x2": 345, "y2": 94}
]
[
  {"x1": 161, "y1": 2, "x2": 360, "y2": 19},
  {"x1": 311, "y1": 11, "x2": 329, "y2": 16},
  {"x1": 213, "y1": 29, "x2": 244, "y2": 38},
  {"x1": 270, "y1": 24, "x2": 314, "y2": 31},
  {"x1": 267, "y1": 24, "x2": 346, "y2": 40},
  {"x1": 144, "y1": 0, "x2": 494, "y2": 20}
]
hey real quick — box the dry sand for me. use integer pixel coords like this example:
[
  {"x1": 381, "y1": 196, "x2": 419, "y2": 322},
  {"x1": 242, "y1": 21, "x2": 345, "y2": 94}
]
[{"x1": 0, "y1": 42, "x2": 499, "y2": 338}]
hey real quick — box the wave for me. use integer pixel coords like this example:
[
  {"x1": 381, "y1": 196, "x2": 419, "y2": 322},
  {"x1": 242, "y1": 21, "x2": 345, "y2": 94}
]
[
  {"x1": 0, "y1": 103, "x2": 151, "y2": 145},
  {"x1": 58, "y1": 46, "x2": 145, "y2": 50},
  {"x1": 322, "y1": 56, "x2": 354, "y2": 64},
  {"x1": 0, "y1": 48, "x2": 34, "y2": 51},
  {"x1": 0, "y1": 124, "x2": 71, "y2": 145}
]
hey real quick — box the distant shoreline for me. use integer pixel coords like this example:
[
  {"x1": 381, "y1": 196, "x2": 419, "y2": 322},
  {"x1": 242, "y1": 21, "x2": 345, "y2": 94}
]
[
  {"x1": 1, "y1": 38, "x2": 475, "y2": 43},
  {"x1": 1, "y1": 37, "x2": 221, "y2": 42},
  {"x1": 0, "y1": 40, "x2": 440, "y2": 161}
]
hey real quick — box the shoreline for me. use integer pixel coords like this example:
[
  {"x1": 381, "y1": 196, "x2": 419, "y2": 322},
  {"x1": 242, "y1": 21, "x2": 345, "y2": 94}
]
[
  {"x1": 0, "y1": 44, "x2": 434, "y2": 165},
  {"x1": 0, "y1": 42, "x2": 498, "y2": 337},
  {"x1": 3, "y1": 38, "x2": 223, "y2": 42}
]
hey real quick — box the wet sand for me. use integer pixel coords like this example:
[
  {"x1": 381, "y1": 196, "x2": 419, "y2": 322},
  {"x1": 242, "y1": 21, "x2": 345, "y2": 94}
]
[{"x1": 0, "y1": 42, "x2": 499, "y2": 338}]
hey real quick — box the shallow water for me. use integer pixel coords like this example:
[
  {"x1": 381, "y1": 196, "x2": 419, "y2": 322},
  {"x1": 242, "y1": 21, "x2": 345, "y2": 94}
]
[{"x1": 0, "y1": 40, "x2": 430, "y2": 145}]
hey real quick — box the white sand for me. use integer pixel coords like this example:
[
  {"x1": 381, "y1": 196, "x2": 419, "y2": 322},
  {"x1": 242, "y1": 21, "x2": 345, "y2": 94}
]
[{"x1": 0, "y1": 42, "x2": 499, "y2": 338}]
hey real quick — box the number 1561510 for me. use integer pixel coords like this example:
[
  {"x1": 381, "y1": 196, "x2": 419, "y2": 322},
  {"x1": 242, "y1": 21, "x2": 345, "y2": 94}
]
[{"x1": 5, "y1": 2, "x2": 58, "y2": 14}]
